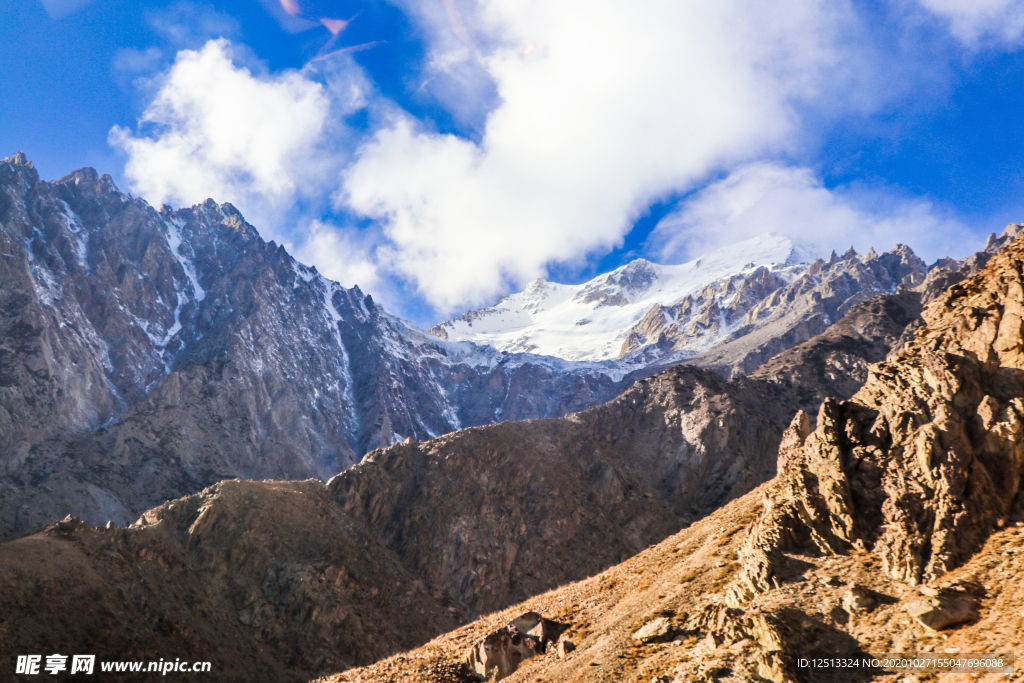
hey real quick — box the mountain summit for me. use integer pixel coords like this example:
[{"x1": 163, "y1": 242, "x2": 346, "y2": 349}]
[{"x1": 430, "y1": 234, "x2": 809, "y2": 361}]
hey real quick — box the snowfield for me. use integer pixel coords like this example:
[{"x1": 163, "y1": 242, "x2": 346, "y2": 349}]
[{"x1": 431, "y1": 233, "x2": 814, "y2": 361}]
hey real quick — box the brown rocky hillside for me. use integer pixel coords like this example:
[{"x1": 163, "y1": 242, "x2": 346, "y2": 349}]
[{"x1": 316, "y1": 230, "x2": 1024, "y2": 683}]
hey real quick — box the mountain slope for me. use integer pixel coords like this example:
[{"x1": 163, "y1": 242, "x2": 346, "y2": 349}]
[
  {"x1": 319, "y1": 227, "x2": 1024, "y2": 683},
  {"x1": 1, "y1": 229, "x2": 1004, "y2": 680},
  {"x1": 319, "y1": 481, "x2": 1023, "y2": 683},
  {"x1": 0, "y1": 352, "x2": 802, "y2": 680},
  {"x1": 4, "y1": 150, "x2": 1022, "y2": 681}
]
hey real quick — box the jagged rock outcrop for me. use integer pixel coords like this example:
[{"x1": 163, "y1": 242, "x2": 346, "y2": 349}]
[
  {"x1": 733, "y1": 228, "x2": 1024, "y2": 601},
  {"x1": 683, "y1": 244, "x2": 927, "y2": 378},
  {"x1": 618, "y1": 265, "x2": 792, "y2": 359},
  {"x1": 747, "y1": 291, "x2": 923, "y2": 416},
  {"x1": 744, "y1": 223, "x2": 1024, "y2": 419}
]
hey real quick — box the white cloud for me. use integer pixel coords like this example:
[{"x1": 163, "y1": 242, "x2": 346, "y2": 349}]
[
  {"x1": 110, "y1": 1, "x2": 1001, "y2": 322},
  {"x1": 915, "y1": 0, "x2": 1024, "y2": 47},
  {"x1": 387, "y1": 0, "x2": 497, "y2": 132},
  {"x1": 341, "y1": 0, "x2": 866, "y2": 311},
  {"x1": 292, "y1": 220, "x2": 381, "y2": 290},
  {"x1": 648, "y1": 163, "x2": 973, "y2": 265},
  {"x1": 110, "y1": 39, "x2": 339, "y2": 239}
]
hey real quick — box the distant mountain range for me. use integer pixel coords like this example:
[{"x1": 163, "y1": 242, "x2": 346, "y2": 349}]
[
  {"x1": 432, "y1": 233, "x2": 927, "y2": 378},
  {"x1": 431, "y1": 233, "x2": 810, "y2": 360}
]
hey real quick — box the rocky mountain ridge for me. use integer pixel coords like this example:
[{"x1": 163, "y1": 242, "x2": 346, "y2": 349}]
[
  {"x1": 5, "y1": 149, "x2": 1010, "y2": 543},
  {"x1": 4, "y1": 226, "x2": 1021, "y2": 682},
  {"x1": 430, "y1": 233, "x2": 809, "y2": 361},
  {"x1": 4, "y1": 143, "x2": 1023, "y2": 680},
  {"x1": 0, "y1": 152, "x2": 664, "y2": 539},
  {"x1": 0, "y1": 355, "x2": 802, "y2": 681},
  {"x1": 430, "y1": 233, "x2": 929, "y2": 380}
]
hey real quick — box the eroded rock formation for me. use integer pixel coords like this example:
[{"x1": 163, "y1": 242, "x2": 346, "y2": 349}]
[{"x1": 733, "y1": 227, "x2": 1024, "y2": 605}]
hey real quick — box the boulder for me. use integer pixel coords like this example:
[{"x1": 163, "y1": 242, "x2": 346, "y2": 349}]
[
  {"x1": 464, "y1": 612, "x2": 554, "y2": 681},
  {"x1": 631, "y1": 616, "x2": 675, "y2": 644},
  {"x1": 905, "y1": 593, "x2": 981, "y2": 631},
  {"x1": 841, "y1": 584, "x2": 875, "y2": 613}
]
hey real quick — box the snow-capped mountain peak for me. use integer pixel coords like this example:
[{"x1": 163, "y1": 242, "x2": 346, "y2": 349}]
[{"x1": 429, "y1": 233, "x2": 812, "y2": 362}]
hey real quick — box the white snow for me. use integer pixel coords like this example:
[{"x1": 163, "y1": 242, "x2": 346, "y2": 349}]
[
  {"x1": 58, "y1": 200, "x2": 90, "y2": 268},
  {"x1": 165, "y1": 219, "x2": 206, "y2": 303},
  {"x1": 434, "y1": 233, "x2": 815, "y2": 361},
  {"x1": 134, "y1": 217, "x2": 209, "y2": 374},
  {"x1": 292, "y1": 262, "x2": 317, "y2": 288},
  {"x1": 319, "y1": 277, "x2": 358, "y2": 417}
]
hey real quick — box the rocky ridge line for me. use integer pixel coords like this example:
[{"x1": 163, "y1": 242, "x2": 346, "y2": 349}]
[
  {"x1": 0, "y1": 152, "x2": 662, "y2": 540},
  {"x1": 0, "y1": 356, "x2": 800, "y2": 681}
]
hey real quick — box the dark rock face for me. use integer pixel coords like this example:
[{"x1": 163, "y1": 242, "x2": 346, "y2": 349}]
[
  {"x1": 330, "y1": 366, "x2": 799, "y2": 617},
  {"x1": 747, "y1": 291, "x2": 924, "y2": 416},
  {"x1": 0, "y1": 153, "x2": 654, "y2": 540}
]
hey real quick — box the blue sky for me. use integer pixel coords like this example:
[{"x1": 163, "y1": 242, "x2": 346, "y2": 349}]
[{"x1": 2, "y1": 0, "x2": 1024, "y2": 326}]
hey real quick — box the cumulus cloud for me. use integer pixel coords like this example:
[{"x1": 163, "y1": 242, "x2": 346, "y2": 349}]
[
  {"x1": 915, "y1": 0, "x2": 1024, "y2": 47},
  {"x1": 341, "y1": 0, "x2": 865, "y2": 311},
  {"x1": 292, "y1": 219, "x2": 381, "y2": 290},
  {"x1": 110, "y1": 39, "x2": 346, "y2": 238},
  {"x1": 110, "y1": 0, "x2": 1000, "y2": 321},
  {"x1": 648, "y1": 163, "x2": 973, "y2": 265}
]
